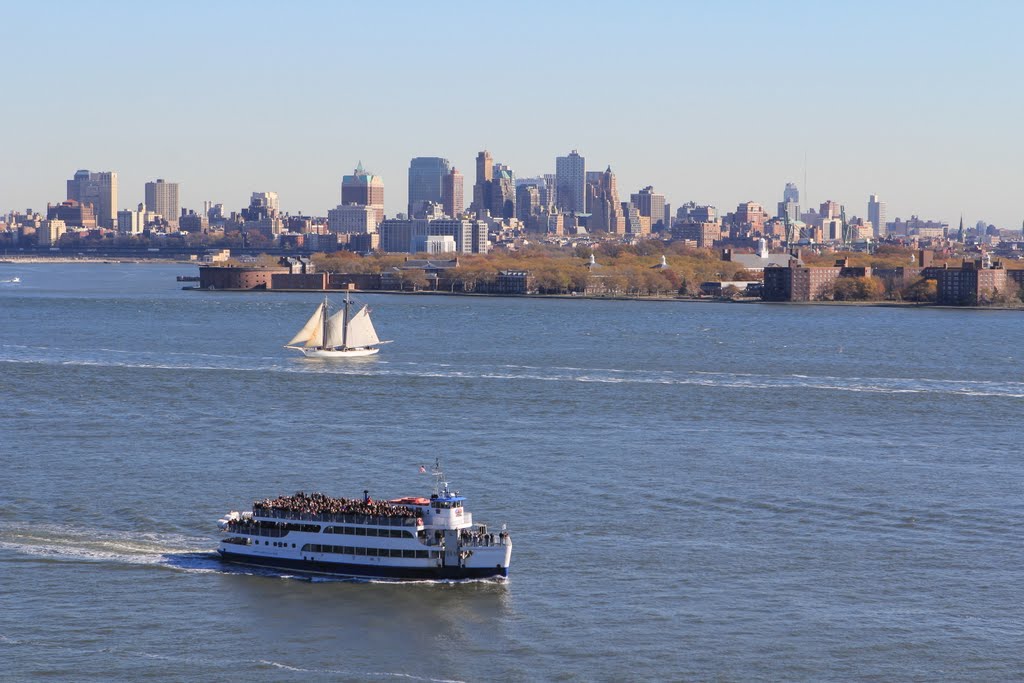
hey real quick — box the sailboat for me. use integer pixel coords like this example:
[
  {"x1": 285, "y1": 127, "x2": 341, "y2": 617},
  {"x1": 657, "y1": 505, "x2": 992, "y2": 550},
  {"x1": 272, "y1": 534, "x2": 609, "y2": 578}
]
[{"x1": 284, "y1": 293, "x2": 389, "y2": 358}]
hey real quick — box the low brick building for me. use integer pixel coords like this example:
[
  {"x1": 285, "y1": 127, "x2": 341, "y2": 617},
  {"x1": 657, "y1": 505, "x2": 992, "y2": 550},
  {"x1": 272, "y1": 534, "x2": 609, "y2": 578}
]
[{"x1": 198, "y1": 265, "x2": 287, "y2": 290}]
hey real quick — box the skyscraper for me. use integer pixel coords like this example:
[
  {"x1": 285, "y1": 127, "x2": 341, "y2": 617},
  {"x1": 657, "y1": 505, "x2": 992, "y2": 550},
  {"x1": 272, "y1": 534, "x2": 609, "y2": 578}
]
[
  {"x1": 868, "y1": 194, "x2": 887, "y2": 238},
  {"x1": 471, "y1": 150, "x2": 493, "y2": 215},
  {"x1": 407, "y1": 157, "x2": 450, "y2": 217},
  {"x1": 144, "y1": 179, "x2": 180, "y2": 228},
  {"x1": 630, "y1": 186, "x2": 666, "y2": 231},
  {"x1": 555, "y1": 150, "x2": 586, "y2": 214},
  {"x1": 443, "y1": 168, "x2": 464, "y2": 218},
  {"x1": 586, "y1": 167, "x2": 624, "y2": 234},
  {"x1": 342, "y1": 162, "x2": 385, "y2": 226},
  {"x1": 489, "y1": 164, "x2": 516, "y2": 219},
  {"x1": 67, "y1": 169, "x2": 118, "y2": 229},
  {"x1": 778, "y1": 182, "x2": 800, "y2": 223}
]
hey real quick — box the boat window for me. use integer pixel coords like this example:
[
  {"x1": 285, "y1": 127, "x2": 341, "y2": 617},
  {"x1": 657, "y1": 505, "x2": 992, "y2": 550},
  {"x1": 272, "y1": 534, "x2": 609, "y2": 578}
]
[
  {"x1": 355, "y1": 528, "x2": 366, "y2": 536},
  {"x1": 402, "y1": 550, "x2": 415, "y2": 558},
  {"x1": 355, "y1": 547, "x2": 366, "y2": 556},
  {"x1": 366, "y1": 528, "x2": 377, "y2": 537}
]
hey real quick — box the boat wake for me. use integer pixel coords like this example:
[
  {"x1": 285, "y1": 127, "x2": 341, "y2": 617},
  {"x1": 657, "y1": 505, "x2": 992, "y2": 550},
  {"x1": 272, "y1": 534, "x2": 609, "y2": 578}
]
[
  {"x1": 0, "y1": 522, "x2": 225, "y2": 574},
  {"x1": 3, "y1": 344, "x2": 1024, "y2": 399}
]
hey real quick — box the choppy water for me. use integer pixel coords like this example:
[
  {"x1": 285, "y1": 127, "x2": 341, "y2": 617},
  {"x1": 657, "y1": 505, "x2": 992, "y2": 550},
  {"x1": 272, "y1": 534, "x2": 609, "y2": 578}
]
[{"x1": 2, "y1": 262, "x2": 1023, "y2": 681}]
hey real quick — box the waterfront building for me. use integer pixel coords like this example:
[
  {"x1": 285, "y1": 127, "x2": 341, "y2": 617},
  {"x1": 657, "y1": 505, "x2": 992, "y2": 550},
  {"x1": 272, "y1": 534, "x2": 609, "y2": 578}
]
[
  {"x1": 408, "y1": 157, "x2": 450, "y2": 218},
  {"x1": 179, "y1": 210, "x2": 209, "y2": 233},
  {"x1": 117, "y1": 205, "x2": 145, "y2": 235},
  {"x1": 47, "y1": 200, "x2": 96, "y2": 229},
  {"x1": 443, "y1": 168, "x2": 464, "y2": 218},
  {"x1": 341, "y1": 162, "x2": 385, "y2": 226},
  {"x1": 555, "y1": 150, "x2": 586, "y2": 214},
  {"x1": 144, "y1": 179, "x2": 180, "y2": 228},
  {"x1": 868, "y1": 194, "x2": 887, "y2": 238},
  {"x1": 67, "y1": 170, "x2": 118, "y2": 229},
  {"x1": 934, "y1": 257, "x2": 1008, "y2": 305},
  {"x1": 328, "y1": 204, "x2": 377, "y2": 234},
  {"x1": 37, "y1": 218, "x2": 67, "y2": 246}
]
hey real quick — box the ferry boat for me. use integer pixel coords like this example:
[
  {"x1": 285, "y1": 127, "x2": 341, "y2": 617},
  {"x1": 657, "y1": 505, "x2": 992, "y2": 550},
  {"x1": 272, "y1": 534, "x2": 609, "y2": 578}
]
[{"x1": 216, "y1": 462, "x2": 511, "y2": 580}]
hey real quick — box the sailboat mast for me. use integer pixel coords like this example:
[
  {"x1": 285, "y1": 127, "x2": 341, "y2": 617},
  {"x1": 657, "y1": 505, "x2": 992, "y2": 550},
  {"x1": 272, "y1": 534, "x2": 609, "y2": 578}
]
[
  {"x1": 321, "y1": 298, "x2": 329, "y2": 350},
  {"x1": 342, "y1": 291, "x2": 350, "y2": 349}
]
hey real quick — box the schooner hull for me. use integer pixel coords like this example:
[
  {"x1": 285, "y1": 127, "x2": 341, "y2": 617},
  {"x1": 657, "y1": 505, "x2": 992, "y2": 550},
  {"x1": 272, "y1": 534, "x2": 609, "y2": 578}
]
[{"x1": 300, "y1": 347, "x2": 380, "y2": 358}]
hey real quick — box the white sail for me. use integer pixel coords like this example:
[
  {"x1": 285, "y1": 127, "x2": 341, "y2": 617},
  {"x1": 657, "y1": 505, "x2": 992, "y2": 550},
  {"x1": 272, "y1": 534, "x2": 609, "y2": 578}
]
[
  {"x1": 286, "y1": 304, "x2": 324, "y2": 347},
  {"x1": 345, "y1": 305, "x2": 380, "y2": 348},
  {"x1": 323, "y1": 309, "x2": 347, "y2": 348}
]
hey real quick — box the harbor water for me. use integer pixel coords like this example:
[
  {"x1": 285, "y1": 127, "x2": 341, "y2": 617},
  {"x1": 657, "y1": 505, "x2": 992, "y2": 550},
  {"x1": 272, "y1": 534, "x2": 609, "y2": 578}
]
[{"x1": 1, "y1": 263, "x2": 1023, "y2": 681}]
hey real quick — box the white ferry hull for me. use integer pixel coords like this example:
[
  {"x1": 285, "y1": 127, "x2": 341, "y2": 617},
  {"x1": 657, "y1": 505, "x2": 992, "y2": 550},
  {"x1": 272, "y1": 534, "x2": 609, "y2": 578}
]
[{"x1": 218, "y1": 549, "x2": 508, "y2": 581}]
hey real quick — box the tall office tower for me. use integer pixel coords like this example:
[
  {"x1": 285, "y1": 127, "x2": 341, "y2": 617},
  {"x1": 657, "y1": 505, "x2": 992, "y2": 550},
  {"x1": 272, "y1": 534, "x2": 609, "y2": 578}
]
[
  {"x1": 586, "y1": 167, "x2": 624, "y2": 234},
  {"x1": 67, "y1": 169, "x2": 118, "y2": 229},
  {"x1": 341, "y1": 162, "x2": 385, "y2": 226},
  {"x1": 783, "y1": 182, "x2": 799, "y2": 204},
  {"x1": 489, "y1": 164, "x2": 516, "y2": 219},
  {"x1": 555, "y1": 150, "x2": 586, "y2": 214},
  {"x1": 819, "y1": 200, "x2": 840, "y2": 220},
  {"x1": 630, "y1": 186, "x2": 666, "y2": 231},
  {"x1": 407, "y1": 157, "x2": 450, "y2": 217},
  {"x1": 250, "y1": 191, "x2": 280, "y2": 214},
  {"x1": 516, "y1": 183, "x2": 540, "y2": 221},
  {"x1": 471, "y1": 150, "x2": 493, "y2": 215},
  {"x1": 542, "y1": 174, "x2": 557, "y2": 210},
  {"x1": 443, "y1": 168, "x2": 464, "y2": 218},
  {"x1": 144, "y1": 179, "x2": 180, "y2": 228},
  {"x1": 868, "y1": 194, "x2": 887, "y2": 238},
  {"x1": 778, "y1": 182, "x2": 800, "y2": 222}
]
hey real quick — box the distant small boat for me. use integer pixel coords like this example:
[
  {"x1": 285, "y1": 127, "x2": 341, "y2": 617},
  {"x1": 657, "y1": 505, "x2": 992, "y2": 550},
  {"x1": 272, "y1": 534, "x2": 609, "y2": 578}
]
[
  {"x1": 0, "y1": 276, "x2": 20, "y2": 284},
  {"x1": 284, "y1": 292, "x2": 389, "y2": 358}
]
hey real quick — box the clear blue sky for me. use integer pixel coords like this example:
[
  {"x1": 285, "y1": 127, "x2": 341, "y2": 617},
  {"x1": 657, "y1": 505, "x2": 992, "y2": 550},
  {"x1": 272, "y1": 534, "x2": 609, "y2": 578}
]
[{"x1": 3, "y1": 0, "x2": 1022, "y2": 228}]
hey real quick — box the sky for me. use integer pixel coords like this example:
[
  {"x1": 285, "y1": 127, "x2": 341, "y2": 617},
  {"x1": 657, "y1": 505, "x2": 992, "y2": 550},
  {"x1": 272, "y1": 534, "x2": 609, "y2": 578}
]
[{"x1": 2, "y1": 0, "x2": 1022, "y2": 228}]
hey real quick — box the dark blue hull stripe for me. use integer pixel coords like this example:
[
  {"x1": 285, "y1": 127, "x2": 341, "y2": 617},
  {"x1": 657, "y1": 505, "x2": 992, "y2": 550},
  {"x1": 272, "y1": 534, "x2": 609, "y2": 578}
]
[{"x1": 218, "y1": 550, "x2": 508, "y2": 580}]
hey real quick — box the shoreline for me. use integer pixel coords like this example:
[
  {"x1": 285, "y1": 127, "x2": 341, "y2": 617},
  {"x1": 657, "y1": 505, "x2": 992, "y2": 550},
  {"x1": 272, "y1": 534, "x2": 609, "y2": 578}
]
[
  {"x1": 181, "y1": 286, "x2": 1024, "y2": 311},
  {"x1": 5, "y1": 258, "x2": 1021, "y2": 311}
]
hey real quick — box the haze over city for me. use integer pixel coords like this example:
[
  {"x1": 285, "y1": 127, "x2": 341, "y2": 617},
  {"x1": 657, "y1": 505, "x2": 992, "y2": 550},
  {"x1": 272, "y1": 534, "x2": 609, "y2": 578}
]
[{"x1": 3, "y1": 1, "x2": 1022, "y2": 227}]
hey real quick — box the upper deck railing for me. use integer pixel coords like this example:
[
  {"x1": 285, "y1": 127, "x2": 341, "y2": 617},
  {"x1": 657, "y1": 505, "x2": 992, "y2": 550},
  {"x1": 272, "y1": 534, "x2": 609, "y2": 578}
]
[{"x1": 252, "y1": 508, "x2": 421, "y2": 527}]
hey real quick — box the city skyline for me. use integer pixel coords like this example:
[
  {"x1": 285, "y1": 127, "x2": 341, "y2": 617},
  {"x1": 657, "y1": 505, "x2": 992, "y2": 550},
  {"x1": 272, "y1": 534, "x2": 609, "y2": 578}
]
[{"x1": 2, "y1": 2, "x2": 1022, "y2": 227}]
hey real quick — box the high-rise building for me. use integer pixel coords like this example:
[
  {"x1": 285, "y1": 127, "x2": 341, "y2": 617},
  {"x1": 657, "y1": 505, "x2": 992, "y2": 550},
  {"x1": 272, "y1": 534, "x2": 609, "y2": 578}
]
[
  {"x1": 408, "y1": 157, "x2": 450, "y2": 218},
  {"x1": 144, "y1": 179, "x2": 180, "y2": 228},
  {"x1": 555, "y1": 150, "x2": 586, "y2": 214},
  {"x1": 819, "y1": 200, "x2": 841, "y2": 220},
  {"x1": 489, "y1": 164, "x2": 515, "y2": 219},
  {"x1": 778, "y1": 182, "x2": 800, "y2": 223},
  {"x1": 868, "y1": 194, "x2": 887, "y2": 238},
  {"x1": 516, "y1": 184, "x2": 540, "y2": 222},
  {"x1": 341, "y1": 162, "x2": 385, "y2": 226},
  {"x1": 443, "y1": 168, "x2": 464, "y2": 218},
  {"x1": 586, "y1": 167, "x2": 624, "y2": 234},
  {"x1": 67, "y1": 169, "x2": 118, "y2": 229},
  {"x1": 630, "y1": 186, "x2": 666, "y2": 231},
  {"x1": 471, "y1": 150, "x2": 493, "y2": 215}
]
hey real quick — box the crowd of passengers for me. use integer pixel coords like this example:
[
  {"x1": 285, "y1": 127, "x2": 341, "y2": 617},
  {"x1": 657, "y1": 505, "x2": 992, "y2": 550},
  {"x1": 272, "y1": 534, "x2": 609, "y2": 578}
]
[
  {"x1": 253, "y1": 491, "x2": 417, "y2": 519},
  {"x1": 459, "y1": 528, "x2": 510, "y2": 546}
]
